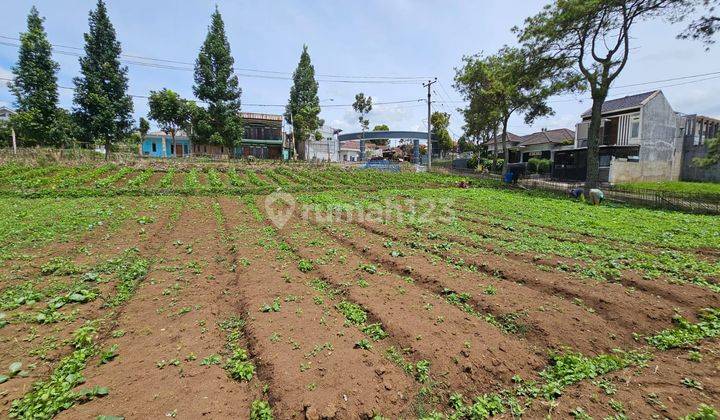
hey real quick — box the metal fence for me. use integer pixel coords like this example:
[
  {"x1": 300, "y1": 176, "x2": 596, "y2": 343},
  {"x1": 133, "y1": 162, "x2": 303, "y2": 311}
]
[{"x1": 443, "y1": 167, "x2": 720, "y2": 215}]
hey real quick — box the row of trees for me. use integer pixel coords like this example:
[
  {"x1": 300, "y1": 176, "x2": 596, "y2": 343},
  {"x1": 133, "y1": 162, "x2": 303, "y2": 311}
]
[
  {"x1": 5, "y1": 2, "x2": 457, "y2": 160},
  {"x1": 5, "y1": 2, "x2": 245, "y2": 159},
  {"x1": 454, "y1": 0, "x2": 719, "y2": 188}
]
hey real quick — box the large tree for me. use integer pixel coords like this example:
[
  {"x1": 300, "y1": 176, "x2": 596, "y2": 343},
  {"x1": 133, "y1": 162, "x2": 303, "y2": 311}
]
[
  {"x1": 148, "y1": 89, "x2": 192, "y2": 156},
  {"x1": 430, "y1": 112, "x2": 454, "y2": 155},
  {"x1": 193, "y1": 7, "x2": 243, "y2": 151},
  {"x1": 73, "y1": 0, "x2": 133, "y2": 159},
  {"x1": 8, "y1": 6, "x2": 61, "y2": 147},
  {"x1": 455, "y1": 46, "x2": 577, "y2": 174},
  {"x1": 352, "y1": 93, "x2": 373, "y2": 161},
  {"x1": 674, "y1": 0, "x2": 720, "y2": 45},
  {"x1": 285, "y1": 45, "x2": 322, "y2": 156},
  {"x1": 516, "y1": 0, "x2": 681, "y2": 188},
  {"x1": 370, "y1": 124, "x2": 390, "y2": 146}
]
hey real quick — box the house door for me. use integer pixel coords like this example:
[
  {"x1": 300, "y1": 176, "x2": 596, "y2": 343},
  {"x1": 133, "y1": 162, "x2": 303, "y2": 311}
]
[{"x1": 175, "y1": 144, "x2": 183, "y2": 157}]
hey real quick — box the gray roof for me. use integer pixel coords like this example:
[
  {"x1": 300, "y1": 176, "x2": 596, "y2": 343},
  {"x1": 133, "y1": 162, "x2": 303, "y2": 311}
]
[
  {"x1": 581, "y1": 90, "x2": 659, "y2": 117},
  {"x1": 519, "y1": 128, "x2": 575, "y2": 146}
]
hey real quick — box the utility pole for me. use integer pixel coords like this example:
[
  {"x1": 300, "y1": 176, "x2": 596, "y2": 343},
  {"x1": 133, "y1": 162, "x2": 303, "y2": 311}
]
[{"x1": 423, "y1": 78, "x2": 437, "y2": 171}]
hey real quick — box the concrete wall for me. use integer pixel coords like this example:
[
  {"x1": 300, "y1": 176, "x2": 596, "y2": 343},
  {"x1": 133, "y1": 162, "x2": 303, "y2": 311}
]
[
  {"x1": 640, "y1": 93, "x2": 677, "y2": 160},
  {"x1": 305, "y1": 138, "x2": 339, "y2": 162},
  {"x1": 681, "y1": 133, "x2": 720, "y2": 182},
  {"x1": 608, "y1": 158, "x2": 681, "y2": 183}
]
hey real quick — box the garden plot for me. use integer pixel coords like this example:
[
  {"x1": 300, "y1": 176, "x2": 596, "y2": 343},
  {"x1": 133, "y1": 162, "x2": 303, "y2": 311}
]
[{"x1": 0, "y1": 170, "x2": 718, "y2": 419}]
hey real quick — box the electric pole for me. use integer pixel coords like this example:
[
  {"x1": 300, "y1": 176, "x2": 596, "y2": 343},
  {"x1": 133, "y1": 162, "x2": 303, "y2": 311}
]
[{"x1": 423, "y1": 78, "x2": 437, "y2": 171}]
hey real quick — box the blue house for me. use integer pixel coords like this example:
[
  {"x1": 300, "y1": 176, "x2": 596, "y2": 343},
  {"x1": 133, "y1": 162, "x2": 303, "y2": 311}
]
[{"x1": 141, "y1": 132, "x2": 191, "y2": 158}]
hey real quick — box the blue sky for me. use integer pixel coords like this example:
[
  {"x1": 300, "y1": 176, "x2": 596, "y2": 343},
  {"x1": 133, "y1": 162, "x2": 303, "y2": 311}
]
[{"x1": 1, "y1": 0, "x2": 719, "y2": 139}]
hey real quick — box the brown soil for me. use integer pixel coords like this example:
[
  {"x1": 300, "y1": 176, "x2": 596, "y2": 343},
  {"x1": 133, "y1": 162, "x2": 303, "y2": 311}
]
[{"x1": 2, "y1": 193, "x2": 718, "y2": 419}]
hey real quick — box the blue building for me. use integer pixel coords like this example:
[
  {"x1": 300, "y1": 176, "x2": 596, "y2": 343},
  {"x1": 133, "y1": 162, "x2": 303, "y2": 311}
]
[{"x1": 140, "y1": 132, "x2": 190, "y2": 158}]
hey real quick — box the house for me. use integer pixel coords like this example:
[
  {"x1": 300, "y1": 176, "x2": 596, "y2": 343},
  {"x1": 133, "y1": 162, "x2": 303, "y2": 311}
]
[
  {"x1": 191, "y1": 112, "x2": 287, "y2": 159},
  {"x1": 680, "y1": 115, "x2": 720, "y2": 182},
  {"x1": 481, "y1": 129, "x2": 575, "y2": 163},
  {"x1": 303, "y1": 125, "x2": 341, "y2": 162},
  {"x1": 483, "y1": 132, "x2": 525, "y2": 163},
  {"x1": 235, "y1": 112, "x2": 286, "y2": 159},
  {"x1": 0, "y1": 106, "x2": 14, "y2": 121},
  {"x1": 141, "y1": 131, "x2": 190, "y2": 158},
  {"x1": 339, "y1": 140, "x2": 382, "y2": 162},
  {"x1": 518, "y1": 128, "x2": 575, "y2": 162},
  {"x1": 553, "y1": 90, "x2": 685, "y2": 183}
]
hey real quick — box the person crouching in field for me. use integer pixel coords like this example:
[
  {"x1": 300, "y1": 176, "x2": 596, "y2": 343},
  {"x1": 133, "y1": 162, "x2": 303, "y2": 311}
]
[{"x1": 569, "y1": 187, "x2": 604, "y2": 205}]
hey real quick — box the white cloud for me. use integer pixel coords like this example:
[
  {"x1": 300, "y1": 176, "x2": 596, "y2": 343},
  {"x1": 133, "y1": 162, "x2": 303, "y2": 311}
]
[{"x1": 0, "y1": 65, "x2": 14, "y2": 82}]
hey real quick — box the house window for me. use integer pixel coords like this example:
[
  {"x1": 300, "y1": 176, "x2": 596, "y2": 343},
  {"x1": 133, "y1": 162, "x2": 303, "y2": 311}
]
[
  {"x1": 599, "y1": 154, "x2": 612, "y2": 167},
  {"x1": 151, "y1": 142, "x2": 157, "y2": 153},
  {"x1": 630, "y1": 116, "x2": 640, "y2": 139}
]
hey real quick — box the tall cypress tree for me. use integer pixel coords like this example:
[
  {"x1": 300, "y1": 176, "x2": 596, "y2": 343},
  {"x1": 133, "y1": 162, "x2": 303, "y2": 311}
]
[
  {"x1": 285, "y1": 45, "x2": 321, "y2": 156},
  {"x1": 193, "y1": 7, "x2": 242, "y2": 150},
  {"x1": 73, "y1": 0, "x2": 133, "y2": 158},
  {"x1": 9, "y1": 6, "x2": 60, "y2": 147}
]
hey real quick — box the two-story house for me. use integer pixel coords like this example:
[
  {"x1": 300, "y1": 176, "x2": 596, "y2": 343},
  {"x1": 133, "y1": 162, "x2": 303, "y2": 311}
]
[{"x1": 553, "y1": 90, "x2": 684, "y2": 183}]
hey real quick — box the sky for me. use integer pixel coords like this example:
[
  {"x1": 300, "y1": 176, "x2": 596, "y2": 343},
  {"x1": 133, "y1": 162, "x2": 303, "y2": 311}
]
[{"x1": 1, "y1": 0, "x2": 719, "y2": 141}]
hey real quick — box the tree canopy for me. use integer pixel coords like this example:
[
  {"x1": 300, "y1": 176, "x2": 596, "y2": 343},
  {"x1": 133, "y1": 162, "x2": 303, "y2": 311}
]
[
  {"x1": 148, "y1": 88, "x2": 193, "y2": 152},
  {"x1": 285, "y1": 45, "x2": 322, "y2": 153},
  {"x1": 370, "y1": 124, "x2": 390, "y2": 146},
  {"x1": 9, "y1": 6, "x2": 64, "y2": 147},
  {"x1": 73, "y1": 0, "x2": 133, "y2": 158},
  {"x1": 455, "y1": 46, "x2": 577, "y2": 173},
  {"x1": 516, "y1": 0, "x2": 683, "y2": 187},
  {"x1": 193, "y1": 6, "x2": 243, "y2": 149},
  {"x1": 431, "y1": 112, "x2": 454, "y2": 154},
  {"x1": 352, "y1": 93, "x2": 372, "y2": 131}
]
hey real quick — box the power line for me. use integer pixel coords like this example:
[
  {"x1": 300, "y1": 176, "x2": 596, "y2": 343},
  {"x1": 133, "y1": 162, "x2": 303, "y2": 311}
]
[
  {"x1": 0, "y1": 76, "x2": 426, "y2": 109},
  {"x1": 0, "y1": 35, "x2": 429, "y2": 82}
]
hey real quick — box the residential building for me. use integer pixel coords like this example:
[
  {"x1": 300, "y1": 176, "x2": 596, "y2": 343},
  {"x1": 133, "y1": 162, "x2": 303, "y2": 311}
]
[
  {"x1": 481, "y1": 129, "x2": 575, "y2": 163},
  {"x1": 188, "y1": 112, "x2": 287, "y2": 159},
  {"x1": 141, "y1": 131, "x2": 190, "y2": 158},
  {"x1": 0, "y1": 106, "x2": 14, "y2": 121},
  {"x1": 553, "y1": 90, "x2": 685, "y2": 183},
  {"x1": 680, "y1": 115, "x2": 720, "y2": 182},
  {"x1": 483, "y1": 132, "x2": 524, "y2": 163},
  {"x1": 236, "y1": 112, "x2": 286, "y2": 159},
  {"x1": 517, "y1": 128, "x2": 575, "y2": 162},
  {"x1": 303, "y1": 125, "x2": 341, "y2": 162},
  {"x1": 339, "y1": 140, "x2": 381, "y2": 162}
]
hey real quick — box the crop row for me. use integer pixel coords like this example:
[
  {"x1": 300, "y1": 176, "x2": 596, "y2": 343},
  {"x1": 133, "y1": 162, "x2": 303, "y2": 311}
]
[{"x1": 0, "y1": 164, "x2": 477, "y2": 198}]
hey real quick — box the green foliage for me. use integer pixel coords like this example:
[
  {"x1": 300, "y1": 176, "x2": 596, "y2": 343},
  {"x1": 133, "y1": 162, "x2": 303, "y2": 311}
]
[
  {"x1": 9, "y1": 323, "x2": 98, "y2": 418},
  {"x1": 539, "y1": 350, "x2": 652, "y2": 400},
  {"x1": 147, "y1": 88, "x2": 193, "y2": 149},
  {"x1": 352, "y1": 93, "x2": 373, "y2": 132},
  {"x1": 431, "y1": 112, "x2": 454, "y2": 153},
  {"x1": 192, "y1": 7, "x2": 243, "y2": 148},
  {"x1": 260, "y1": 298, "x2": 281, "y2": 313},
  {"x1": 527, "y1": 158, "x2": 551, "y2": 174},
  {"x1": 682, "y1": 404, "x2": 719, "y2": 420},
  {"x1": 646, "y1": 308, "x2": 720, "y2": 350},
  {"x1": 297, "y1": 259, "x2": 314, "y2": 273},
  {"x1": 40, "y1": 257, "x2": 82, "y2": 276},
  {"x1": 369, "y1": 124, "x2": 390, "y2": 146},
  {"x1": 8, "y1": 6, "x2": 61, "y2": 147},
  {"x1": 693, "y1": 136, "x2": 719, "y2": 167},
  {"x1": 355, "y1": 339, "x2": 372, "y2": 350},
  {"x1": 285, "y1": 45, "x2": 322, "y2": 150},
  {"x1": 250, "y1": 400, "x2": 273, "y2": 420},
  {"x1": 72, "y1": 0, "x2": 133, "y2": 155},
  {"x1": 225, "y1": 348, "x2": 255, "y2": 381},
  {"x1": 101, "y1": 249, "x2": 150, "y2": 307},
  {"x1": 615, "y1": 180, "x2": 720, "y2": 197},
  {"x1": 362, "y1": 323, "x2": 389, "y2": 341},
  {"x1": 336, "y1": 301, "x2": 368, "y2": 325}
]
